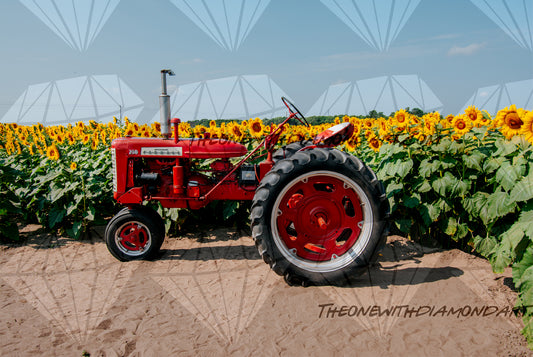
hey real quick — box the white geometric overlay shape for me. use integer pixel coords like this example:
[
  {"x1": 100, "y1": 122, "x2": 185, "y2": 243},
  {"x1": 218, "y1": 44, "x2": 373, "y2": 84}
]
[
  {"x1": 18, "y1": 0, "x2": 121, "y2": 51},
  {"x1": 470, "y1": 0, "x2": 533, "y2": 51},
  {"x1": 320, "y1": 0, "x2": 422, "y2": 51},
  {"x1": 169, "y1": 0, "x2": 271, "y2": 51},
  {"x1": 1, "y1": 75, "x2": 144, "y2": 125},
  {"x1": 320, "y1": 238, "x2": 441, "y2": 338},
  {"x1": 0, "y1": 238, "x2": 137, "y2": 344},
  {"x1": 307, "y1": 75, "x2": 442, "y2": 116},
  {"x1": 460, "y1": 79, "x2": 533, "y2": 114},
  {"x1": 151, "y1": 74, "x2": 289, "y2": 122},
  {"x1": 150, "y1": 235, "x2": 278, "y2": 343}
]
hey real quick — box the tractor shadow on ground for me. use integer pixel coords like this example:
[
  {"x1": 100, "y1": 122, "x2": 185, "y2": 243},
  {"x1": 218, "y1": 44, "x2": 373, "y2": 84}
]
[
  {"x1": 336, "y1": 236, "x2": 463, "y2": 288},
  {"x1": 159, "y1": 227, "x2": 260, "y2": 261},
  {"x1": 157, "y1": 233, "x2": 464, "y2": 289},
  {"x1": 337, "y1": 264, "x2": 464, "y2": 289}
]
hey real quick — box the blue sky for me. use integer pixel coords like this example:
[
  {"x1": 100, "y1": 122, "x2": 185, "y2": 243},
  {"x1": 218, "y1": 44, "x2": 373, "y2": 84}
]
[{"x1": 0, "y1": 0, "x2": 531, "y2": 124}]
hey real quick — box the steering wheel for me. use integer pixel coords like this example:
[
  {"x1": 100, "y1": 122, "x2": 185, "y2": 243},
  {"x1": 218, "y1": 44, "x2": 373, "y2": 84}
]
[{"x1": 281, "y1": 97, "x2": 310, "y2": 127}]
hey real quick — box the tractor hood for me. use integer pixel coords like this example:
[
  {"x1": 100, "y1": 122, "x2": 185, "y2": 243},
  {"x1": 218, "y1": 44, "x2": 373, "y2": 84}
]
[{"x1": 111, "y1": 137, "x2": 247, "y2": 159}]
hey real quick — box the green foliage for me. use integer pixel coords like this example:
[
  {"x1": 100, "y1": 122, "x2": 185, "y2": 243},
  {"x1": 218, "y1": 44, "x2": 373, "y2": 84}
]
[
  {"x1": 374, "y1": 129, "x2": 533, "y2": 347},
  {"x1": 0, "y1": 163, "x2": 21, "y2": 241},
  {"x1": 0, "y1": 143, "x2": 117, "y2": 241}
]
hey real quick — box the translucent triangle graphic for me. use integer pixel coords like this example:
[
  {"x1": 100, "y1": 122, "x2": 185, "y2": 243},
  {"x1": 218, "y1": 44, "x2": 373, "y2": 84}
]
[
  {"x1": 459, "y1": 79, "x2": 533, "y2": 114},
  {"x1": 470, "y1": 0, "x2": 533, "y2": 50},
  {"x1": 320, "y1": 237, "x2": 441, "y2": 338},
  {"x1": 19, "y1": 0, "x2": 121, "y2": 51},
  {"x1": 308, "y1": 75, "x2": 442, "y2": 117},
  {"x1": 150, "y1": 233, "x2": 279, "y2": 343},
  {"x1": 0, "y1": 236, "x2": 138, "y2": 344},
  {"x1": 320, "y1": 0, "x2": 422, "y2": 51},
  {"x1": 447, "y1": 252, "x2": 522, "y2": 331},
  {"x1": 169, "y1": 0, "x2": 271, "y2": 51},
  {"x1": 1, "y1": 74, "x2": 144, "y2": 125},
  {"x1": 151, "y1": 75, "x2": 289, "y2": 122},
  {"x1": 16, "y1": 82, "x2": 51, "y2": 124}
]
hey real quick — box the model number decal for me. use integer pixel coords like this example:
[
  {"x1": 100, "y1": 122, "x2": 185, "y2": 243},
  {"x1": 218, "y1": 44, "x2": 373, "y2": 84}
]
[{"x1": 141, "y1": 147, "x2": 183, "y2": 156}]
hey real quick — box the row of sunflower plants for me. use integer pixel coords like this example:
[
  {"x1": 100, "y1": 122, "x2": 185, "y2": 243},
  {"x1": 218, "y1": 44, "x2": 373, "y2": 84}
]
[
  {"x1": 343, "y1": 105, "x2": 533, "y2": 347},
  {"x1": 0, "y1": 121, "x2": 122, "y2": 240}
]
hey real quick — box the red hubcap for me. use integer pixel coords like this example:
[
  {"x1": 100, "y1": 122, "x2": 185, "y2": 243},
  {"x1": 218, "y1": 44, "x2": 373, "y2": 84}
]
[
  {"x1": 118, "y1": 223, "x2": 150, "y2": 252},
  {"x1": 276, "y1": 175, "x2": 363, "y2": 261}
]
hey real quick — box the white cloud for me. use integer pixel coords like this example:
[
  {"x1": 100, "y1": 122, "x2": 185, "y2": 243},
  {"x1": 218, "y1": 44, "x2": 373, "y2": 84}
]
[
  {"x1": 447, "y1": 43, "x2": 486, "y2": 56},
  {"x1": 179, "y1": 58, "x2": 205, "y2": 65}
]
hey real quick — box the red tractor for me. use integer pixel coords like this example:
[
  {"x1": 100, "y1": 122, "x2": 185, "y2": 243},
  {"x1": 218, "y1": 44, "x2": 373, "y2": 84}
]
[{"x1": 106, "y1": 70, "x2": 389, "y2": 286}]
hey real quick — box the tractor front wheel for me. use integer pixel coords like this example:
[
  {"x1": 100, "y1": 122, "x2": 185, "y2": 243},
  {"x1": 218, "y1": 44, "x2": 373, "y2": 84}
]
[
  {"x1": 251, "y1": 148, "x2": 389, "y2": 286},
  {"x1": 105, "y1": 207, "x2": 165, "y2": 261}
]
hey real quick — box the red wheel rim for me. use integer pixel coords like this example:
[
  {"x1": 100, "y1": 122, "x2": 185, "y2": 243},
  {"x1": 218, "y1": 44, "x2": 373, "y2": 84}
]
[
  {"x1": 275, "y1": 175, "x2": 363, "y2": 262},
  {"x1": 116, "y1": 221, "x2": 151, "y2": 255}
]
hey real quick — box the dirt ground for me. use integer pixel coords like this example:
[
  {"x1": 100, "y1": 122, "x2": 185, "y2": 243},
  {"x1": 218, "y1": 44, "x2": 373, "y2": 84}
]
[{"x1": 0, "y1": 225, "x2": 531, "y2": 356}]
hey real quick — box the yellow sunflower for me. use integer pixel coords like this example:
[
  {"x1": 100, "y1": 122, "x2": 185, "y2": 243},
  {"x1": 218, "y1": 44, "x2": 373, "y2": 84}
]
[
  {"x1": 442, "y1": 114, "x2": 454, "y2": 129},
  {"x1": 46, "y1": 144, "x2": 60, "y2": 160},
  {"x1": 248, "y1": 117, "x2": 264, "y2": 139},
  {"x1": 464, "y1": 105, "x2": 483, "y2": 127},
  {"x1": 423, "y1": 119, "x2": 436, "y2": 136},
  {"x1": 520, "y1": 111, "x2": 533, "y2": 144},
  {"x1": 367, "y1": 135, "x2": 382, "y2": 152},
  {"x1": 193, "y1": 125, "x2": 207, "y2": 138},
  {"x1": 141, "y1": 129, "x2": 150, "y2": 138},
  {"x1": 496, "y1": 105, "x2": 524, "y2": 139},
  {"x1": 91, "y1": 137, "x2": 99, "y2": 150},
  {"x1": 70, "y1": 162, "x2": 77, "y2": 171},
  {"x1": 393, "y1": 109, "x2": 408, "y2": 126},
  {"x1": 344, "y1": 136, "x2": 360, "y2": 151},
  {"x1": 228, "y1": 122, "x2": 244, "y2": 141},
  {"x1": 452, "y1": 115, "x2": 472, "y2": 136},
  {"x1": 67, "y1": 133, "x2": 75, "y2": 145}
]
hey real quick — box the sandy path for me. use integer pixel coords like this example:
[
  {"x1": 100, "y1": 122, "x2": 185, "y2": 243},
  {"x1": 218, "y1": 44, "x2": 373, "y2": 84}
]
[{"x1": 0, "y1": 225, "x2": 530, "y2": 356}]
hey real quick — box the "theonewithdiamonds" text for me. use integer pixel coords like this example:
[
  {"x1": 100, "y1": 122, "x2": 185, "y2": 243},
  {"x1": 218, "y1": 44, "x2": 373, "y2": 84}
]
[{"x1": 317, "y1": 303, "x2": 514, "y2": 319}]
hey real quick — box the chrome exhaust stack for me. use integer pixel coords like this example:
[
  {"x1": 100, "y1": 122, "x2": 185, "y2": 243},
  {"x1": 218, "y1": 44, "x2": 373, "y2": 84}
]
[{"x1": 160, "y1": 69, "x2": 175, "y2": 139}]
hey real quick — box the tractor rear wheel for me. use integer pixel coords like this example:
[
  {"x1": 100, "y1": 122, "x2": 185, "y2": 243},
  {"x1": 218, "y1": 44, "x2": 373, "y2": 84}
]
[
  {"x1": 272, "y1": 140, "x2": 312, "y2": 162},
  {"x1": 251, "y1": 148, "x2": 389, "y2": 286},
  {"x1": 105, "y1": 206, "x2": 165, "y2": 261}
]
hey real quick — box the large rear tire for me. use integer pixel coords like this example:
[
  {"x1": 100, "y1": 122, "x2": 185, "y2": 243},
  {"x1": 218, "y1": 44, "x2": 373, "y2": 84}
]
[
  {"x1": 272, "y1": 140, "x2": 312, "y2": 162},
  {"x1": 251, "y1": 148, "x2": 389, "y2": 286}
]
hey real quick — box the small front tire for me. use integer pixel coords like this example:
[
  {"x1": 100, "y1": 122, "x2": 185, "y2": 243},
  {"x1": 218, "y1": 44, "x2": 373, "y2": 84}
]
[{"x1": 105, "y1": 207, "x2": 165, "y2": 261}]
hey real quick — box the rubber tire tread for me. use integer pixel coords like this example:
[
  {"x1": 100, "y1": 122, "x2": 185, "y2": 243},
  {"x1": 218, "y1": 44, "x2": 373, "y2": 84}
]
[
  {"x1": 251, "y1": 148, "x2": 389, "y2": 286},
  {"x1": 272, "y1": 140, "x2": 313, "y2": 162},
  {"x1": 105, "y1": 206, "x2": 165, "y2": 261}
]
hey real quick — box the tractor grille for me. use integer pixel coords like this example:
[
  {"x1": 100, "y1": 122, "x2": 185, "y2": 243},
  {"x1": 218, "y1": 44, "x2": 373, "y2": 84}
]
[{"x1": 111, "y1": 148, "x2": 117, "y2": 192}]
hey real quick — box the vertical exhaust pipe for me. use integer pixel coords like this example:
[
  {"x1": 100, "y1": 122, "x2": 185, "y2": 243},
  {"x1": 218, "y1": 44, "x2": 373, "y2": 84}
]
[{"x1": 160, "y1": 69, "x2": 175, "y2": 139}]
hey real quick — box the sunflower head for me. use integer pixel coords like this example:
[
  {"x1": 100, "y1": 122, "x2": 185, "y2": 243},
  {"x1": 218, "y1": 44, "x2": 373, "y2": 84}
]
[
  {"x1": 70, "y1": 162, "x2": 77, "y2": 171},
  {"x1": 367, "y1": 135, "x2": 382, "y2": 152},
  {"x1": 394, "y1": 109, "x2": 408, "y2": 125},
  {"x1": 497, "y1": 105, "x2": 524, "y2": 139},
  {"x1": 520, "y1": 111, "x2": 533, "y2": 144},
  {"x1": 46, "y1": 144, "x2": 60, "y2": 161},
  {"x1": 452, "y1": 114, "x2": 472, "y2": 136},
  {"x1": 464, "y1": 106, "x2": 483, "y2": 127},
  {"x1": 248, "y1": 118, "x2": 264, "y2": 139},
  {"x1": 344, "y1": 136, "x2": 360, "y2": 151}
]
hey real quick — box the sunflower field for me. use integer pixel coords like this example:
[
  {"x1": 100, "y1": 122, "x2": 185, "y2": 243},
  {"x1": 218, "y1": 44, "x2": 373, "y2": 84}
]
[{"x1": 1, "y1": 105, "x2": 533, "y2": 345}]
